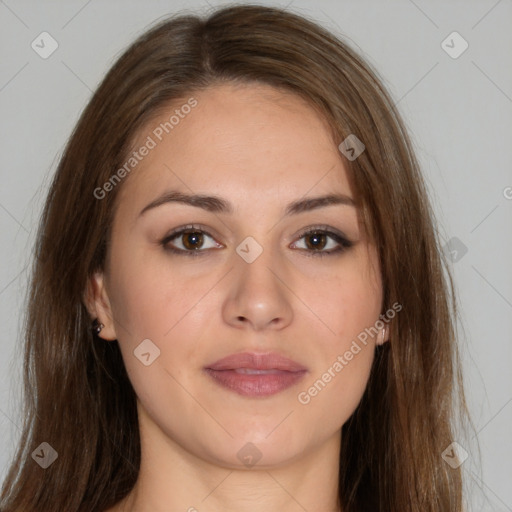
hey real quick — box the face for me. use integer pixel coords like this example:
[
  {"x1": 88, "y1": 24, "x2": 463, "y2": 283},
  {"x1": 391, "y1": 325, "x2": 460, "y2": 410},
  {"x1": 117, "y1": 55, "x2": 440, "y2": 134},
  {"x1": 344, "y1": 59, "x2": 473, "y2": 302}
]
[{"x1": 88, "y1": 82, "x2": 387, "y2": 469}]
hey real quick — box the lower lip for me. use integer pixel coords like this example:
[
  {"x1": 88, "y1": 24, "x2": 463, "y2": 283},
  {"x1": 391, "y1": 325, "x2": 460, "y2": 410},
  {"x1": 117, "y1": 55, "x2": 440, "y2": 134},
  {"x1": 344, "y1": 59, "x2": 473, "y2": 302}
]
[{"x1": 204, "y1": 368, "x2": 307, "y2": 397}]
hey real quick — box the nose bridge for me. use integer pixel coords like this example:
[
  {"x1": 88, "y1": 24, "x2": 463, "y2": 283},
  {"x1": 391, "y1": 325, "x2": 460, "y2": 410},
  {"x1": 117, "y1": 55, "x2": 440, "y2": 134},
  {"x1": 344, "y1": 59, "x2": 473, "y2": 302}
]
[
  {"x1": 234, "y1": 233, "x2": 281, "y2": 290},
  {"x1": 224, "y1": 232, "x2": 293, "y2": 330}
]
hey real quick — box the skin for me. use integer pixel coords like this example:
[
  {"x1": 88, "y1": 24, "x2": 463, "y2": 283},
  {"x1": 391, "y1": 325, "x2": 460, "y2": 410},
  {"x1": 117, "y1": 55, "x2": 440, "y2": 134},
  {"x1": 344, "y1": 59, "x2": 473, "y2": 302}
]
[{"x1": 86, "y1": 82, "x2": 389, "y2": 512}]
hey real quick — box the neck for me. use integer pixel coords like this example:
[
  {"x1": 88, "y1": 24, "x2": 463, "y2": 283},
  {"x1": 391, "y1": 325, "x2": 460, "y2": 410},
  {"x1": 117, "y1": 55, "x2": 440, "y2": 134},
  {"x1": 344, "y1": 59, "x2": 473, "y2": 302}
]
[{"x1": 114, "y1": 404, "x2": 343, "y2": 512}]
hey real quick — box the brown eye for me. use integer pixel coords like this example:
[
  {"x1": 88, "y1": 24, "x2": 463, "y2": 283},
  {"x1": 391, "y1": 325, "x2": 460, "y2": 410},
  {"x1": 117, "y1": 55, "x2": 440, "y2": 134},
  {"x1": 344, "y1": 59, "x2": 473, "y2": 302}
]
[
  {"x1": 161, "y1": 225, "x2": 352, "y2": 258},
  {"x1": 181, "y1": 231, "x2": 204, "y2": 250},
  {"x1": 292, "y1": 227, "x2": 353, "y2": 257},
  {"x1": 304, "y1": 232, "x2": 328, "y2": 251},
  {"x1": 161, "y1": 225, "x2": 220, "y2": 256}
]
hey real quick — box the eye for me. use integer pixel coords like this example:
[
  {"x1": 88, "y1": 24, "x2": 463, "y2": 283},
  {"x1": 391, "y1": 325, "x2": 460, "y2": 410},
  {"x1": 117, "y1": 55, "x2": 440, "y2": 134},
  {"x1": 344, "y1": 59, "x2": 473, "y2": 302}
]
[
  {"x1": 291, "y1": 226, "x2": 353, "y2": 257},
  {"x1": 160, "y1": 224, "x2": 353, "y2": 258},
  {"x1": 161, "y1": 224, "x2": 221, "y2": 256}
]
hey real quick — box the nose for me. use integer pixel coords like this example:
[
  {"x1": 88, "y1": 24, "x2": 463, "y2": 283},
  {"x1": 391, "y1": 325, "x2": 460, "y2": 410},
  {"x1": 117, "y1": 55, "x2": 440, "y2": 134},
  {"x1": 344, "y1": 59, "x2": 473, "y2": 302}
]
[{"x1": 222, "y1": 241, "x2": 294, "y2": 332}]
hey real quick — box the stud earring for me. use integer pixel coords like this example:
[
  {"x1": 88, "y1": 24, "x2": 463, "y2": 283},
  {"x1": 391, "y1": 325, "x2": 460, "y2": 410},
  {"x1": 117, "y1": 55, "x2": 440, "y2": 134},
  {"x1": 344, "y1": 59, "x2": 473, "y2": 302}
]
[
  {"x1": 378, "y1": 324, "x2": 388, "y2": 345},
  {"x1": 91, "y1": 318, "x2": 104, "y2": 335}
]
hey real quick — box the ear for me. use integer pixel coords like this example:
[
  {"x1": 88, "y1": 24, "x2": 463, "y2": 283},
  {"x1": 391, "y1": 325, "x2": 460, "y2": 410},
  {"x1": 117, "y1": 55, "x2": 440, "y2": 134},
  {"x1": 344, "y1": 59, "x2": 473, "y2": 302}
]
[
  {"x1": 83, "y1": 271, "x2": 117, "y2": 341},
  {"x1": 376, "y1": 323, "x2": 390, "y2": 346}
]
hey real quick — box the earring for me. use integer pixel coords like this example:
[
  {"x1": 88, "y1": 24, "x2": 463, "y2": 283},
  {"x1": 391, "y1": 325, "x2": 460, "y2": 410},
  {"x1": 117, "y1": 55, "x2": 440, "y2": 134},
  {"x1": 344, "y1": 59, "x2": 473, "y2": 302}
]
[
  {"x1": 378, "y1": 324, "x2": 387, "y2": 345},
  {"x1": 91, "y1": 318, "x2": 104, "y2": 335}
]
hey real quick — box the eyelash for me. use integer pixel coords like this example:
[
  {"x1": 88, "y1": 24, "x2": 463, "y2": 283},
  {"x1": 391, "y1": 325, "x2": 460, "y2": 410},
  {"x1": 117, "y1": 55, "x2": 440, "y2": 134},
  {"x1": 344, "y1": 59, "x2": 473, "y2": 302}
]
[{"x1": 160, "y1": 224, "x2": 353, "y2": 258}]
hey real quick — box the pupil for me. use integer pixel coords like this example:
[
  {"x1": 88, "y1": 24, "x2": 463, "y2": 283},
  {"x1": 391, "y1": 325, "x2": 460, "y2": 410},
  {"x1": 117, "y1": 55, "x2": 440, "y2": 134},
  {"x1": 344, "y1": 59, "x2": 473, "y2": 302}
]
[
  {"x1": 184, "y1": 231, "x2": 203, "y2": 250},
  {"x1": 307, "y1": 233, "x2": 326, "y2": 250}
]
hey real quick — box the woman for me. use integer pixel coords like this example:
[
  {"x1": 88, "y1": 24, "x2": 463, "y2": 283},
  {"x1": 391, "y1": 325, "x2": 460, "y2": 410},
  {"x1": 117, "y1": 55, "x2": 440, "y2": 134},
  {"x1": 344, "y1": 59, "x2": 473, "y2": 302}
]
[{"x1": 0, "y1": 4, "x2": 470, "y2": 511}]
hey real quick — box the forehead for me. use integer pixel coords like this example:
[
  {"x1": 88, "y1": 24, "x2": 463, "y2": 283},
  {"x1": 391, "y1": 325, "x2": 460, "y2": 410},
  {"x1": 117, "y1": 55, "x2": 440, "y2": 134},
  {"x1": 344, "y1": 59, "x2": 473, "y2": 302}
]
[{"x1": 117, "y1": 82, "x2": 354, "y2": 212}]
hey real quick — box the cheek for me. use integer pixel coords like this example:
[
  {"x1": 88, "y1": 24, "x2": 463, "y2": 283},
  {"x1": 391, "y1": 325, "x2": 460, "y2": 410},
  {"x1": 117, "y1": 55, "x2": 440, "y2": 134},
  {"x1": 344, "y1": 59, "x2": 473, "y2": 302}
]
[
  {"x1": 304, "y1": 256, "x2": 382, "y2": 346},
  {"x1": 107, "y1": 245, "x2": 212, "y2": 340},
  {"x1": 297, "y1": 343, "x2": 374, "y2": 431},
  {"x1": 296, "y1": 279, "x2": 378, "y2": 424},
  {"x1": 295, "y1": 257, "x2": 381, "y2": 421},
  {"x1": 106, "y1": 251, "x2": 217, "y2": 394}
]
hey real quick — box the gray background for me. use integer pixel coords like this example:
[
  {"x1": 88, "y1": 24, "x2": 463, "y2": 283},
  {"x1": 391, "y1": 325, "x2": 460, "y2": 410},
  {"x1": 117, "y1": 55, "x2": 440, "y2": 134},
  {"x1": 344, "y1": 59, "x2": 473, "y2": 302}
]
[{"x1": 1, "y1": 0, "x2": 511, "y2": 510}]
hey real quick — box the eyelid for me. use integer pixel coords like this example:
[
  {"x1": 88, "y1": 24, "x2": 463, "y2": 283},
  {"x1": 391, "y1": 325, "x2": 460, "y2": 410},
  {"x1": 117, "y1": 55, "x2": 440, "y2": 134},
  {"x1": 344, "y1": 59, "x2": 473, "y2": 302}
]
[
  {"x1": 161, "y1": 223, "x2": 222, "y2": 250},
  {"x1": 292, "y1": 224, "x2": 351, "y2": 244},
  {"x1": 160, "y1": 223, "x2": 353, "y2": 256},
  {"x1": 289, "y1": 224, "x2": 353, "y2": 256}
]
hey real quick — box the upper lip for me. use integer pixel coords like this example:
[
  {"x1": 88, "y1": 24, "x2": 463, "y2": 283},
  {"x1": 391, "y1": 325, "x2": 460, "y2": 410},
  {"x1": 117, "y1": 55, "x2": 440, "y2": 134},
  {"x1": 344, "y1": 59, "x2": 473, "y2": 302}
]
[{"x1": 205, "y1": 352, "x2": 308, "y2": 372}]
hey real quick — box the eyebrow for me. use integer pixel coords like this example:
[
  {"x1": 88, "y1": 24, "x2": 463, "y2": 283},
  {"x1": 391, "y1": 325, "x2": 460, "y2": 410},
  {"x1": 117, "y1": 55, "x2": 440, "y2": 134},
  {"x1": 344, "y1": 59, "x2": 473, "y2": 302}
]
[{"x1": 139, "y1": 190, "x2": 356, "y2": 217}]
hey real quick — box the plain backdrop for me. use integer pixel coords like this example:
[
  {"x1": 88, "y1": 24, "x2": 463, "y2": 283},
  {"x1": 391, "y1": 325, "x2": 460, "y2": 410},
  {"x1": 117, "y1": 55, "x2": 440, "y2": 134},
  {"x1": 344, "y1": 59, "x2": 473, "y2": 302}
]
[{"x1": 0, "y1": 0, "x2": 511, "y2": 510}]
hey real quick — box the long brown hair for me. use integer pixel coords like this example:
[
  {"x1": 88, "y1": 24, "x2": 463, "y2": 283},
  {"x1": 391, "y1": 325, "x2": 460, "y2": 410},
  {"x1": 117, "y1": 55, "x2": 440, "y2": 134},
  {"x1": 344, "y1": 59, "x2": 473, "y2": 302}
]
[{"x1": 0, "y1": 4, "x2": 470, "y2": 511}]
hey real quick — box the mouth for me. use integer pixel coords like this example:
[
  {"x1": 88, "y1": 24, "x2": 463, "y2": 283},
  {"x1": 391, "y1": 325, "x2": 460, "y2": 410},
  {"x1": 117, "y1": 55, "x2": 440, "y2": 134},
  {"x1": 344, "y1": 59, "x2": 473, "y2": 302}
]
[{"x1": 204, "y1": 352, "x2": 308, "y2": 398}]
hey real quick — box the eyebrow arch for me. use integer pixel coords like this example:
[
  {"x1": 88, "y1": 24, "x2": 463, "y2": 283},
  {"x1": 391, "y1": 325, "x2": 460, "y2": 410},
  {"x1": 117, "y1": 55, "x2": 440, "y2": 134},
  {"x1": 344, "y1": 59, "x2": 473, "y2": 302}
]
[{"x1": 139, "y1": 190, "x2": 356, "y2": 217}]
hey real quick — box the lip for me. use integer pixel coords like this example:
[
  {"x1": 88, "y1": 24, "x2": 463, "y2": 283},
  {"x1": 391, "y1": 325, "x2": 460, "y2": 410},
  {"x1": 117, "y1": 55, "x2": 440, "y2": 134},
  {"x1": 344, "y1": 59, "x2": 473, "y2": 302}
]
[{"x1": 204, "y1": 352, "x2": 308, "y2": 398}]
